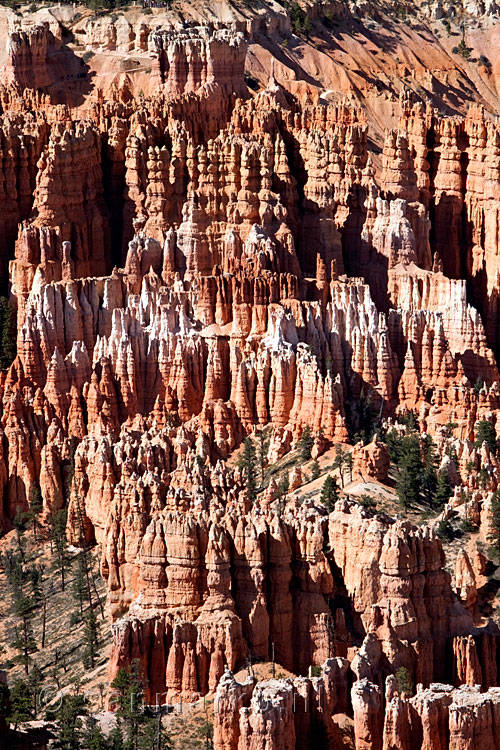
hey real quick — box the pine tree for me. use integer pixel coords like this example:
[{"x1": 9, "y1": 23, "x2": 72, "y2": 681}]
[
  {"x1": 111, "y1": 661, "x2": 147, "y2": 750},
  {"x1": 10, "y1": 572, "x2": 37, "y2": 674},
  {"x1": 434, "y1": 470, "x2": 453, "y2": 509},
  {"x1": 81, "y1": 717, "x2": 109, "y2": 750},
  {"x1": 139, "y1": 716, "x2": 173, "y2": 750},
  {"x1": 421, "y1": 435, "x2": 438, "y2": 507},
  {"x1": 53, "y1": 692, "x2": 88, "y2": 750},
  {"x1": 298, "y1": 426, "x2": 314, "y2": 462},
  {"x1": 345, "y1": 453, "x2": 353, "y2": 484},
  {"x1": 108, "y1": 724, "x2": 125, "y2": 750},
  {"x1": 474, "y1": 419, "x2": 498, "y2": 455},
  {"x1": 333, "y1": 445, "x2": 346, "y2": 488},
  {"x1": 28, "y1": 484, "x2": 43, "y2": 542},
  {"x1": 355, "y1": 390, "x2": 377, "y2": 444},
  {"x1": 28, "y1": 663, "x2": 43, "y2": 714},
  {"x1": 385, "y1": 428, "x2": 401, "y2": 464},
  {"x1": 49, "y1": 509, "x2": 70, "y2": 591},
  {"x1": 0, "y1": 296, "x2": 17, "y2": 370},
  {"x1": 8, "y1": 679, "x2": 33, "y2": 729},
  {"x1": 397, "y1": 409, "x2": 418, "y2": 431},
  {"x1": 473, "y1": 376, "x2": 483, "y2": 395},
  {"x1": 310, "y1": 460, "x2": 321, "y2": 481},
  {"x1": 29, "y1": 565, "x2": 43, "y2": 605},
  {"x1": 320, "y1": 475, "x2": 339, "y2": 511},
  {"x1": 237, "y1": 437, "x2": 257, "y2": 502},
  {"x1": 0, "y1": 678, "x2": 9, "y2": 728},
  {"x1": 82, "y1": 609, "x2": 100, "y2": 670},
  {"x1": 303, "y1": 15, "x2": 312, "y2": 39},
  {"x1": 195, "y1": 720, "x2": 213, "y2": 750},
  {"x1": 73, "y1": 554, "x2": 87, "y2": 615},
  {"x1": 395, "y1": 666, "x2": 413, "y2": 696},
  {"x1": 13, "y1": 513, "x2": 27, "y2": 563},
  {"x1": 257, "y1": 431, "x2": 269, "y2": 485},
  {"x1": 395, "y1": 433, "x2": 423, "y2": 508},
  {"x1": 277, "y1": 473, "x2": 289, "y2": 499},
  {"x1": 489, "y1": 490, "x2": 500, "y2": 558}
]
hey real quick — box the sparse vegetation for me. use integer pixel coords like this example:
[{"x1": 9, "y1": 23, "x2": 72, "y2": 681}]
[
  {"x1": 452, "y1": 39, "x2": 471, "y2": 59},
  {"x1": 82, "y1": 50, "x2": 95, "y2": 64},
  {"x1": 479, "y1": 54, "x2": 492, "y2": 68}
]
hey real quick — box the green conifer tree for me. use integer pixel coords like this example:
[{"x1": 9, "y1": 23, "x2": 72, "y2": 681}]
[
  {"x1": 82, "y1": 609, "x2": 100, "y2": 670},
  {"x1": 0, "y1": 296, "x2": 17, "y2": 370},
  {"x1": 320, "y1": 475, "x2": 339, "y2": 511},
  {"x1": 395, "y1": 433, "x2": 423, "y2": 508},
  {"x1": 434, "y1": 470, "x2": 453, "y2": 509},
  {"x1": 82, "y1": 717, "x2": 109, "y2": 750},
  {"x1": 310, "y1": 460, "x2": 321, "y2": 481},
  {"x1": 474, "y1": 419, "x2": 498, "y2": 455},
  {"x1": 298, "y1": 425, "x2": 314, "y2": 462},
  {"x1": 73, "y1": 554, "x2": 87, "y2": 615},
  {"x1": 53, "y1": 692, "x2": 88, "y2": 750},
  {"x1": 489, "y1": 489, "x2": 500, "y2": 558},
  {"x1": 28, "y1": 484, "x2": 43, "y2": 542},
  {"x1": 8, "y1": 679, "x2": 33, "y2": 729},
  {"x1": 421, "y1": 435, "x2": 438, "y2": 507},
  {"x1": 49, "y1": 509, "x2": 70, "y2": 592},
  {"x1": 257, "y1": 431, "x2": 269, "y2": 486},
  {"x1": 237, "y1": 437, "x2": 257, "y2": 502}
]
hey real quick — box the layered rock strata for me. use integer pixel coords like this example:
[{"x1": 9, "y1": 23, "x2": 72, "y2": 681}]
[{"x1": 0, "y1": 19, "x2": 500, "y2": 750}]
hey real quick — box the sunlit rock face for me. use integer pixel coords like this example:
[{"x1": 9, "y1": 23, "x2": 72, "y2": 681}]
[{"x1": 2, "y1": 12, "x2": 500, "y2": 749}]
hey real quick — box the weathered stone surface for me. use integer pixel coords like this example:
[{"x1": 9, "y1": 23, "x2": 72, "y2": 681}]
[{"x1": 2, "y1": 11, "x2": 500, "y2": 749}]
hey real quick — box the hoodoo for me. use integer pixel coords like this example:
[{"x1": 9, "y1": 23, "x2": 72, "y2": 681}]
[{"x1": 1, "y1": 2, "x2": 500, "y2": 748}]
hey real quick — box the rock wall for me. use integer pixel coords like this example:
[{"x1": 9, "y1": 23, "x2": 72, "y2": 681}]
[
  {"x1": 1, "y1": 18, "x2": 500, "y2": 748},
  {"x1": 213, "y1": 666, "x2": 500, "y2": 750}
]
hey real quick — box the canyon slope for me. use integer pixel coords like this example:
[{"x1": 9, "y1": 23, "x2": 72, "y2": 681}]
[{"x1": 1, "y1": 1, "x2": 500, "y2": 748}]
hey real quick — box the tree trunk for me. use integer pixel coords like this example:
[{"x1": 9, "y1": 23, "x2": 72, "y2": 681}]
[{"x1": 41, "y1": 596, "x2": 47, "y2": 648}]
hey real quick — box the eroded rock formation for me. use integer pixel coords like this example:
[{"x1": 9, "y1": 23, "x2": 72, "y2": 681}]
[{"x1": 1, "y1": 9, "x2": 500, "y2": 748}]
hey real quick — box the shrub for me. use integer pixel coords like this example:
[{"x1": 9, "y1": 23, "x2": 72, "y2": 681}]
[
  {"x1": 454, "y1": 39, "x2": 471, "y2": 59},
  {"x1": 461, "y1": 517, "x2": 478, "y2": 534},
  {"x1": 359, "y1": 494, "x2": 376, "y2": 509},
  {"x1": 436, "y1": 518, "x2": 454, "y2": 542},
  {"x1": 244, "y1": 72, "x2": 259, "y2": 91},
  {"x1": 395, "y1": 666, "x2": 413, "y2": 696}
]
